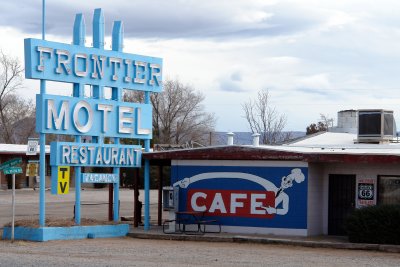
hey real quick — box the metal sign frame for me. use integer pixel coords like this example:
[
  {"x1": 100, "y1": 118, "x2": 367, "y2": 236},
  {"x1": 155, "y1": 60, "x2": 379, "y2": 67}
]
[{"x1": 24, "y1": 8, "x2": 161, "y2": 230}]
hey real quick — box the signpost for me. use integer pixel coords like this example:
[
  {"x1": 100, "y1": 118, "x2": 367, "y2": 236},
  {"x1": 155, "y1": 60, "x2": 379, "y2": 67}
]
[{"x1": 0, "y1": 157, "x2": 23, "y2": 243}]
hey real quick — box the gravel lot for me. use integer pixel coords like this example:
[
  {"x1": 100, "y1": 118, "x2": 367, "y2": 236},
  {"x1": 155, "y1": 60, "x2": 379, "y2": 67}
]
[
  {"x1": 1, "y1": 237, "x2": 400, "y2": 267},
  {"x1": 1, "y1": 189, "x2": 400, "y2": 266},
  {"x1": 0, "y1": 188, "x2": 164, "y2": 227}
]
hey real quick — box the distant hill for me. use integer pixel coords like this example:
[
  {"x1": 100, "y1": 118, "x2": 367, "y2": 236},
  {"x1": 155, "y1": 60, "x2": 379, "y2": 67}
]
[{"x1": 210, "y1": 131, "x2": 306, "y2": 146}]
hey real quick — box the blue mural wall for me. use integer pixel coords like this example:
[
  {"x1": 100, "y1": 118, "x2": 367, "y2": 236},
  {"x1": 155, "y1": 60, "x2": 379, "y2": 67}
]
[{"x1": 171, "y1": 164, "x2": 308, "y2": 229}]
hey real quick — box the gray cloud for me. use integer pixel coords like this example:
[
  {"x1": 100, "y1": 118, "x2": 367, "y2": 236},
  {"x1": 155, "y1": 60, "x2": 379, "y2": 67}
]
[
  {"x1": 0, "y1": 1, "x2": 325, "y2": 40},
  {"x1": 218, "y1": 71, "x2": 246, "y2": 92},
  {"x1": 230, "y1": 71, "x2": 242, "y2": 82},
  {"x1": 219, "y1": 80, "x2": 245, "y2": 92},
  {"x1": 296, "y1": 87, "x2": 333, "y2": 97}
]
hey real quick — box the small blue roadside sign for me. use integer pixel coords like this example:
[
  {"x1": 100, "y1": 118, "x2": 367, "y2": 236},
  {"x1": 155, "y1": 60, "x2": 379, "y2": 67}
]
[
  {"x1": 3, "y1": 167, "x2": 23, "y2": 175},
  {"x1": 0, "y1": 158, "x2": 22, "y2": 171},
  {"x1": 82, "y1": 173, "x2": 119, "y2": 183}
]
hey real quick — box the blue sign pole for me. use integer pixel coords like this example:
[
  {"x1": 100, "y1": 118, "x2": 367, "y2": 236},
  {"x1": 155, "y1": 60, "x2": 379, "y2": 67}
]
[
  {"x1": 39, "y1": 0, "x2": 46, "y2": 228},
  {"x1": 42, "y1": 0, "x2": 45, "y2": 40},
  {"x1": 144, "y1": 91, "x2": 151, "y2": 231},
  {"x1": 72, "y1": 13, "x2": 85, "y2": 225},
  {"x1": 111, "y1": 20, "x2": 123, "y2": 222},
  {"x1": 92, "y1": 8, "x2": 104, "y2": 100}
]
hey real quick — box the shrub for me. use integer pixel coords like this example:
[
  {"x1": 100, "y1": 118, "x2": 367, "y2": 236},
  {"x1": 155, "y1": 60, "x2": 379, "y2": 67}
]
[{"x1": 346, "y1": 205, "x2": 400, "y2": 244}]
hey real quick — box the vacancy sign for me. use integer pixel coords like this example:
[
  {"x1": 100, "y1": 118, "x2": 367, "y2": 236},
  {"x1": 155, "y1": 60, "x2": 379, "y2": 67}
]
[{"x1": 57, "y1": 166, "x2": 70, "y2": 195}]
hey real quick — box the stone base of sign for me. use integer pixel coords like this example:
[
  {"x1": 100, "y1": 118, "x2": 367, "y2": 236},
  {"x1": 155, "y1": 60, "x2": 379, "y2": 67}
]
[{"x1": 2, "y1": 224, "x2": 130, "y2": 242}]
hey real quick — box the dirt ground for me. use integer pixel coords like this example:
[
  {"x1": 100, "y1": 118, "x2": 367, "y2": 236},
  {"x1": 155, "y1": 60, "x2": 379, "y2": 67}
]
[
  {"x1": 0, "y1": 188, "x2": 164, "y2": 228},
  {"x1": 1, "y1": 237, "x2": 400, "y2": 267},
  {"x1": 1, "y1": 189, "x2": 400, "y2": 266},
  {"x1": 3, "y1": 218, "x2": 118, "y2": 228}
]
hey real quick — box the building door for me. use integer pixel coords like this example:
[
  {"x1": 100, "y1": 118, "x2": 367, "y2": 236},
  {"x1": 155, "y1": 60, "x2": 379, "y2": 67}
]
[{"x1": 328, "y1": 174, "x2": 356, "y2": 235}]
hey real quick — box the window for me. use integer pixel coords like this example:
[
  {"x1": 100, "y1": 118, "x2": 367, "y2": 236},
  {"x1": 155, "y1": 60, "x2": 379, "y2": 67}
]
[{"x1": 378, "y1": 176, "x2": 400, "y2": 205}]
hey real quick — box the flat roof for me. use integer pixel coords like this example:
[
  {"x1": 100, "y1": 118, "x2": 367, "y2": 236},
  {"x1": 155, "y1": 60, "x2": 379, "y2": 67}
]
[
  {"x1": 0, "y1": 144, "x2": 50, "y2": 155},
  {"x1": 144, "y1": 132, "x2": 400, "y2": 164}
]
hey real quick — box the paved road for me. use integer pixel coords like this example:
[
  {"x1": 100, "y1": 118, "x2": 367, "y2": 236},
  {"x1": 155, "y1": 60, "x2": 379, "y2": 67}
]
[
  {"x1": 0, "y1": 188, "x2": 163, "y2": 227},
  {"x1": 1, "y1": 238, "x2": 400, "y2": 267}
]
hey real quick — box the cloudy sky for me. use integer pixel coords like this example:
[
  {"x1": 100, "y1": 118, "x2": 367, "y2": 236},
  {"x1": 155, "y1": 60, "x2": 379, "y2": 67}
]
[{"x1": 1, "y1": 0, "x2": 400, "y2": 132}]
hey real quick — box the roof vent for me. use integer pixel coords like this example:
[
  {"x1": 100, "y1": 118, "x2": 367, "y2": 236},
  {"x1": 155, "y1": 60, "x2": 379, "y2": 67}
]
[
  {"x1": 252, "y1": 133, "x2": 260, "y2": 147},
  {"x1": 357, "y1": 109, "x2": 395, "y2": 144},
  {"x1": 227, "y1": 132, "x2": 234, "y2": 145}
]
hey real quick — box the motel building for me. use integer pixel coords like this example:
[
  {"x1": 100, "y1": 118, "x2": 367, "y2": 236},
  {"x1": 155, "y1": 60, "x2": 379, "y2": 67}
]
[
  {"x1": 0, "y1": 144, "x2": 50, "y2": 190},
  {"x1": 145, "y1": 109, "x2": 400, "y2": 236}
]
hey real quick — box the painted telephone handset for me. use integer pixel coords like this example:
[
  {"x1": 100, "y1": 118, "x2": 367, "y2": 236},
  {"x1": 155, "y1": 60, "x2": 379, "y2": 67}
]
[
  {"x1": 261, "y1": 169, "x2": 305, "y2": 216},
  {"x1": 260, "y1": 205, "x2": 277, "y2": 214},
  {"x1": 178, "y1": 178, "x2": 190, "y2": 188}
]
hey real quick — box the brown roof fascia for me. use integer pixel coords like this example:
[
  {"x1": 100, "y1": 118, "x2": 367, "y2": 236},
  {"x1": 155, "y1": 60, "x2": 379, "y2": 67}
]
[
  {"x1": 304, "y1": 153, "x2": 400, "y2": 164},
  {"x1": 144, "y1": 145, "x2": 400, "y2": 165},
  {"x1": 144, "y1": 146, "x2": 304, "y2": 161}
]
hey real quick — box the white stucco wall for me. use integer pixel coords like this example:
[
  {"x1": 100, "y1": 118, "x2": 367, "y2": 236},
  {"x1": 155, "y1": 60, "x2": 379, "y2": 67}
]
[
  {"x1": 170, "y1": 159, "x2": 400, "y2": 236},
  {"x1": 307, "y1": 163, "x2": 324, "y2": 236},
  {"x1": 318, "y1": 162, "x2": 400, "y2": 235}
]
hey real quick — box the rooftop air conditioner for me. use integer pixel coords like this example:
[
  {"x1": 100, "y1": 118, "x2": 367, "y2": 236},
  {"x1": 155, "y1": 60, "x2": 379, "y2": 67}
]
[{"x1": 357, "y1": 109, "x2": 395, "y2": 143}]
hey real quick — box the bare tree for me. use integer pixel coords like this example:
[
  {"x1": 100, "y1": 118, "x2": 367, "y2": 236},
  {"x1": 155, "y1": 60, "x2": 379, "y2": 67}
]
[
  {"x1": 242, "y1": 89, "x2": 289, "y2": 144},
  {"x1": 0, "y1": 93, "x2": 36, "y2": 144},
  {"x1": 0, "y1": 50, "x2": 36, "y2": 144},
  {"x1": 124, "y1": 79, "x2": 216, "y2": 146},
  {"x1": 0, "y1": 50, "x2": 23, "y2": 102}
]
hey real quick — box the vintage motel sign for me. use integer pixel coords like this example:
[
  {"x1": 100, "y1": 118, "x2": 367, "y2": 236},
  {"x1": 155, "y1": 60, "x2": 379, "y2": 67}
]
[
  {"x1": 57, "y1": 166, "x2": 70, "y2": 195},
  {"x1": 23, "y1": 7, "x2": 161, "y2": 230}
]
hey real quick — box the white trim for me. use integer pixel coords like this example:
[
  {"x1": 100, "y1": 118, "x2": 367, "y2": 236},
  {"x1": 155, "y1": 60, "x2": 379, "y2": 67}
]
[
  {"x1": 172, "y1": 160, "x2": 307, "y2": 168},
  {"x1": 0, "y1": 144, "x2": 51, "y2": 154},
  {"x1": 181, "y1": 224, "x2": 307, "y2": 236},
  {"x1": 172, "y1": 172, "x2": 278, "y2": 191},
  {"x1": 221, "y1": 225, "x2": 307, "y2": 236}
]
